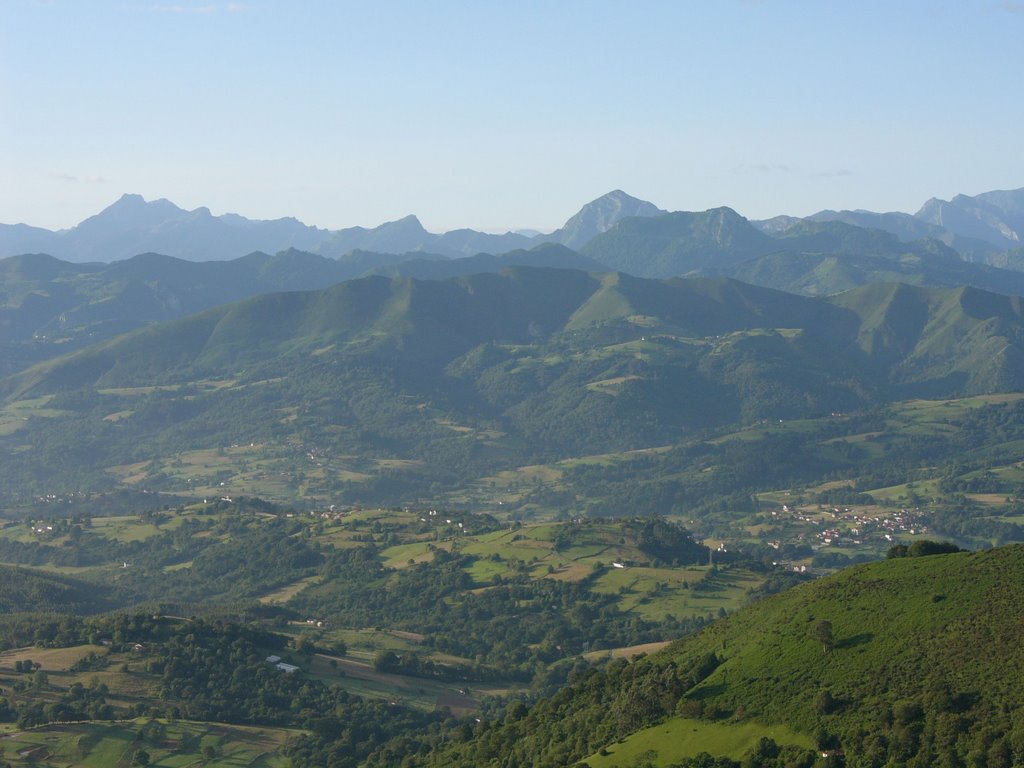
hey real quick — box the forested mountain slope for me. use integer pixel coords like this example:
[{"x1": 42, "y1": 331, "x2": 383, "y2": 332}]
[
  {"x1": 5, "y1": 268, "x2": 1024, "y2": 507},
  {"x1": 424, "y1": 544, "x2": 1024, "y2": 767}
]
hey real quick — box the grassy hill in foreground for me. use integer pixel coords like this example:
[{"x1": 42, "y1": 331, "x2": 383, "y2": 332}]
[{"x1": 425, "y1": 544, "x2": 1024, "y2": 768}]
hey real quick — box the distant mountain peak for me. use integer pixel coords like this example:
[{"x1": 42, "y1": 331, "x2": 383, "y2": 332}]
[
  {"x1": 103, "y1": 193, "x2": 181, "y2": 212},
  {"x1": 375, "y1": 214, "x2": 429, "y2": 238},
  {"x1": 915, "y1": 189, "x2": 1024, "y2": 248},
  {"x1": 77, "y1": 194, "x2": 188, "y2": 233},
  {"x1": 555, "y1": 189, "x2": 666, "y2": 250},
  {"x1": 598, "y1": 189, "x2": 640, "y2": 202},
  {"x1": 575, "y1": 189, "x2": 663, "y2": 218},
  {"x1": 390, "y1": 214, "x2": 426, "y2": 229}
]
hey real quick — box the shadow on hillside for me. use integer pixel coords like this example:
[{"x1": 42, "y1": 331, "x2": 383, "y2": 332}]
[
  {"x1": 836, "y1": 632, "x2": 873, "y2": 649},
  {"x1": 689, "y1": 683, "x2": 727, "y2": 700}
]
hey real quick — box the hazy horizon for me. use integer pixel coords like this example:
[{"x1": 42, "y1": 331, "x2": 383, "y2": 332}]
[
  {"x1": 7, "y1": 183, "x2": 1024, "y2": 240},
  {"x1": 3, "y1": 1, "x2": 1023, "y2": 233}
]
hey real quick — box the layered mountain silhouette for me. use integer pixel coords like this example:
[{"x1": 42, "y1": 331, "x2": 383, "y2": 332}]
[
  {"x1": 580, "y1": 207, "x2": 776, "y2": 278},
  {"x1": 9, "y1": 201, "x2": 1024, "y2": 379},
  {"x1": 759, "y1": 186, "x2": 1024, "y2": 261},
  {"x1": 0, "y1": 194, "x2": 330, "y2": 262},
  {"x1": 0, "y1": 243, "x2": 603, "y2": 375},
  {"x1": 916, "y1": 188, "x2": 1024, "y2": 249},
  {"x1": 6, "y1": 184, "x2": 1024, "y2": 389},
  {"x1": 3, "y1": 187, "x2": 1023, "y2": 265},
  {"x1": 699, "y1": 220, "x2": 1024, "y2": 297},
  {"x1": 0, "y1": 190, "x2": 664, "y2": 263}
]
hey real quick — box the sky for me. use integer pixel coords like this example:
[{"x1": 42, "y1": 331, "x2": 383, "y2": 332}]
[{"x1": 2, "y1": 1, "x2": 1023, "y2": 233}]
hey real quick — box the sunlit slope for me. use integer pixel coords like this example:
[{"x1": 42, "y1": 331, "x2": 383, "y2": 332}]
[{"x1": 427, "y1": 545, "x2": 1024, "y2": 767}]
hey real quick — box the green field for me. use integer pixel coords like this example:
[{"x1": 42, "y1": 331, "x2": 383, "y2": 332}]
[
  {"x1": 368, "y1": 517, "x2": 767, "y2": 622},
  {"x1": 303, "y1": 652, "x2": 514, "y2": 715},
  {"x1": 0, "y1": 719, "x2": 296, "y2": 767},
  {"x1": 891, "y1": 393, "x2": 1024, "y2": 421},
  {"x1": 90, "y1": 514, "x2": 189, "y2": 543},
  {"x1": 584, "y1": 717, "x2": 813, "y2": 767},
  {"x1": 866, "y1": 479, "x2": 942, "y2": 502},
  {"x1": 0, "y1": 396, "x2": 64, "y2": 436}
]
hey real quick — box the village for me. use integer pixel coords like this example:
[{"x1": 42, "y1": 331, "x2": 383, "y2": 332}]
[{"x1": 759, "y1": 501, "x2": 933, "y2": 568}]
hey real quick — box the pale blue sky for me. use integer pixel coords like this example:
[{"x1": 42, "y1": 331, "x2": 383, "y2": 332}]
[{"x1": 2, "y1": 1, "x2": 1023, "y2": 233}]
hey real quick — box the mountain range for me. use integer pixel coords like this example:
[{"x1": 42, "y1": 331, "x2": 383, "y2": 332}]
[
  {"x1": 0, "y1": 243, "x2": 604, "y2": 377},
  {"x1": 2, "y1": 186, "x2": 1022, "y2": 264},
  {"x1": 0, "y1": 189, "x2": 666, "y2": 263},
  {"x1": 755, "y1": 186, "x2": 1024, "y2": 257},
  {"x1": 8, "y1": 194, "x2": 1024, "y2": 380}
]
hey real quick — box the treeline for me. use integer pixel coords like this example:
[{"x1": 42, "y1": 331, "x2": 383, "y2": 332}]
[
  {"x1": 926, "y1": 504, "x2": 1024, "y2": 547},
  {"x1": 416, "y1": 651, "x2": 730, "y2": 767}
]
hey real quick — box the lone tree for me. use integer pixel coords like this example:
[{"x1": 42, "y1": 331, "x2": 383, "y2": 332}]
[{"x1": 813, "y1": 619, "x2": 834, "y2": 653}]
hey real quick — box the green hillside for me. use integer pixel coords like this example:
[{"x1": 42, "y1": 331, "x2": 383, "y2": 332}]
[
  {"x1": 8, "y1": 543, "x2": 1024, "y2": 768},
  {"x1": 833, "y1": 283, "x2": 1024, "y2": 394},
  {"x1": 708, "y1": 221, "x2": 1024, "y2": 298},
  {"x1": 724, "y1": 245, "x2": 1024, "y2": 299},
  {"x1": 581, "y1": 208, "x2": 777, "y2": 277},
  {"x1": 425, "y1": 544, "x2": 1024, "y2": 767},
  {"x1": 7, "y1": 215, "x2": 1024, "y2": 383},
  {"x1": 4, "y1": 500, "x2": 1024, "y2": 767},
  {"x1": 0, "y1": 249, "x2": 365, "y2": 378},
  {"x1": 6, "y1": 268, "x2": 1024, "y2": 509},
  {"x1": 0, "y1": 564, "x2": 109, "y2": 614}
]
